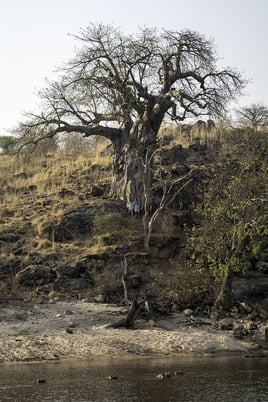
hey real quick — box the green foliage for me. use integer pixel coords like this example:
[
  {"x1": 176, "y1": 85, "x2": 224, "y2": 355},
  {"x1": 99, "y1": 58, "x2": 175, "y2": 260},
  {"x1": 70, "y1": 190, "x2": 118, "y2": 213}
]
[
  {"x1": 0, "y1": 135, "x2": 18, "y2": 153},
  {"x1": 93, "y1": 213, "x2": 133, "y2": 234},
  {"x1": 187, "y1": 130, "x2": 268, "y2": 280}
]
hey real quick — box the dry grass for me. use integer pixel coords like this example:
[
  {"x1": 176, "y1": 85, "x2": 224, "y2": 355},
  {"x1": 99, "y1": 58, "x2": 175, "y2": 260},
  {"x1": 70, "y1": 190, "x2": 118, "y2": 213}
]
[
  {"x1": 0, "y1": 136, "x2": 112, "y2": 198},
  {"x1": 0, "y1": 122, "x2": 242, "y2": 267},
  {"x1": 158, "y1": 121, "x2": 228, "y2": 148},
  {"x1": 0, "y1": 141, "x2": 113, "y2": 262},
  {"x1": 1, "y1": 123, "x2": 251, "y2": 304}
]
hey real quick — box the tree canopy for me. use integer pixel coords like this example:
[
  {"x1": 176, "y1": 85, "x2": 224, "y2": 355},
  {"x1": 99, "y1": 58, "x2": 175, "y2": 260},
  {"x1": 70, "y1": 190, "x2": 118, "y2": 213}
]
[
  {"x1": 15, "y1": 23, "x2": 246, "y2": 204},
  {"x1": 235, "y1": 102, "x2": 268, "y2": 131},
  {"x1": 0, "y1": 135, "x2": 18, "y2": 154}
]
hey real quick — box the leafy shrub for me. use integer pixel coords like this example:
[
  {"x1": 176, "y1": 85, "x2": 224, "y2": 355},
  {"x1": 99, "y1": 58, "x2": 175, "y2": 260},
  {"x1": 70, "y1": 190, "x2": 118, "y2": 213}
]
[{"x1": 93, "y1": 213, "x2": 133, "y2": 234}]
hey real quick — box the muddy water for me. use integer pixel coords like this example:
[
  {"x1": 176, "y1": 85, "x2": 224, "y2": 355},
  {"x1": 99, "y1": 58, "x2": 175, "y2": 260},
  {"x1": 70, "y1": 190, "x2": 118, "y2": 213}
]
[{"x1": 0, "y1": 355, "x2": 267, "y2": 401}]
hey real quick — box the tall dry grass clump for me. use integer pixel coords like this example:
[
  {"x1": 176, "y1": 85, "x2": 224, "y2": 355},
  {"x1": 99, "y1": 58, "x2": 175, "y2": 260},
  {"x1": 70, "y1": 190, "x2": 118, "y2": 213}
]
[
  {"x1": 0, "y1": 136, "x2": 114, "y2": 261},
  {"x1": 158, "y1": 120, "x2": 228, "y2": 149}
]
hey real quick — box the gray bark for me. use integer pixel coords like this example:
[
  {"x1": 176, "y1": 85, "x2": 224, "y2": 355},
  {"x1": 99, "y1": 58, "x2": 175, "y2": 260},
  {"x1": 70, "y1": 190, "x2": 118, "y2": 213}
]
[
  {"x1": 110, "y1": 122, "x2": 156, "y2": 209},
  {"x1": 215, "y1": 272, "x2": 233, "y2": 311}
]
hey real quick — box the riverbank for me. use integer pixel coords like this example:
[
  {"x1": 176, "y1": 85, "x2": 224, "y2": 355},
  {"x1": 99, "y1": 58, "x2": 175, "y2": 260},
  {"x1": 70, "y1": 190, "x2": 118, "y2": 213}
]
[{"x1": 0, "y1": 298, "x2": 267, "y2": 362}]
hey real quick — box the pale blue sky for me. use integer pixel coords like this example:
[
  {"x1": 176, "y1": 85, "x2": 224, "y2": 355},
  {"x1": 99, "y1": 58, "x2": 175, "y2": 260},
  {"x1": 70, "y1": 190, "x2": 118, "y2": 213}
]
[{"x1": 0, "y1": 0, "x2": 267, "y2": 131}]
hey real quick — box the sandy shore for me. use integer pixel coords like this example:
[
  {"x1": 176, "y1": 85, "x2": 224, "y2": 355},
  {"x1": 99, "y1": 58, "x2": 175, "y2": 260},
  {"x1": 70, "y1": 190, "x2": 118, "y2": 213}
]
[{"x1": 0, "y1": 298, "x2": 266, "y2": 362}]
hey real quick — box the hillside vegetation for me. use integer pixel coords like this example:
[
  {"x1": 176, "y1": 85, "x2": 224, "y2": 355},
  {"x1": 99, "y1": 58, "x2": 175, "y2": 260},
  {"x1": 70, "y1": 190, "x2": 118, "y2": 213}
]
[{"x1": 0, "y1": 124, "x2": 267, "y2": 317}]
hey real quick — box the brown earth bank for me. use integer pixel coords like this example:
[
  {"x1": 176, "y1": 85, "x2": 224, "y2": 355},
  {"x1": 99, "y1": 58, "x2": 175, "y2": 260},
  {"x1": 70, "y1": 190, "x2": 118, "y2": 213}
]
[{"x1": 0, "y1": 298, "x2": 267, "y2": 363}]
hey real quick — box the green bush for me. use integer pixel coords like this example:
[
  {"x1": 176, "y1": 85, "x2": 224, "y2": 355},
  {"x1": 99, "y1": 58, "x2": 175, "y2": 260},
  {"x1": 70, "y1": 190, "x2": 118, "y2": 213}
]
[{"x1": 93, "y1": 212, "x2": 133, "y2": 234}]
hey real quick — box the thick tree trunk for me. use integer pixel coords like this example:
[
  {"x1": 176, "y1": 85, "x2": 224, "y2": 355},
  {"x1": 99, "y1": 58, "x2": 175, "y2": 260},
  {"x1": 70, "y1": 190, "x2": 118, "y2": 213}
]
[
  {"x1": 111, "y1": 149, "x2": 146, "y2": 206},
  {"x1": 110, "y1": 125, "x2": 155, "y2": 210}
]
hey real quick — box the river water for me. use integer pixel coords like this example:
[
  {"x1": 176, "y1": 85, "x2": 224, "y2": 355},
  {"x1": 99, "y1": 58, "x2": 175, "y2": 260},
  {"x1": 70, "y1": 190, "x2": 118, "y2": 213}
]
[{"x1": 0, "y1": 355, "x2": 267, "y2": 402}]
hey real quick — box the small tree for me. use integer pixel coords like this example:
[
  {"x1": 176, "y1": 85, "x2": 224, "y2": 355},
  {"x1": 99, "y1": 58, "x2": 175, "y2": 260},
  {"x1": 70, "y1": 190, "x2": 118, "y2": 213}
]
[
  {"x1": 0, "y1": 135, "x2": 18, "y2": 153},
  {"x1": 60, "y1": 132, "x2": 91, "y2": 155},
  {"x1": 235, "y1": 102, "x2": 268, "y2": 131},
  {"x1": 15, "y1": 128, "x2": 58, "y2": 156},
  {"x1": 187, "y1": 131, "x2": 268, "y2": 310}
]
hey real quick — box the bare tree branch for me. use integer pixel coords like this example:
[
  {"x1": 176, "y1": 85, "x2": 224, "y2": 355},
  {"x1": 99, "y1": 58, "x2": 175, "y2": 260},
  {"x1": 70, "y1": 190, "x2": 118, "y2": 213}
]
[{"x1": 13, "y1": 23, "x2": 246, "y2": 206}]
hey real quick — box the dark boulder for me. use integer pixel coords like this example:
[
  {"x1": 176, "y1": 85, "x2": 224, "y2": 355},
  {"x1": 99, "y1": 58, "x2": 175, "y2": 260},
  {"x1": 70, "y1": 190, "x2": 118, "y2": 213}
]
[
  {"x1": 15, "y1": 263, "x2": 94, "y2": 293},
  {"x1": 39, "y1": 202, "x2": 125, "y2": 242},
  {"x1": 170, "y1": 164, "x2": 190, "y2": 177},
  {"x1": 55, "y1": 265, "x2": 94, "y2": 291},
  {"x1": 91, "y1": 185, "x2": 104, "y2": 197},
  {"x1": 40, "y1": 222, "x2": 73, "y2": 242},
  {"x1": 256, "y1": 261, "x2": 268, "y2": 273},
  {"x1": 0, "y1": 232, "x2": 21, "y2": 243},
  {"x1": 58, "y1": 188, "x2": 75, "y2": 198},
  {"x1": 233, "y1": 272, "x2": 268, "y2": 311},
  {"x1": 56, "y1": 265, "x2": 81, "y2": 278},
  {"x1": 60, "y1": 207, "x2": 95, "y2": 236},
  {"x1": 75, "y1": 253, "x2": 109, "y2": 272},
  {"x1": 15, "y1": 264, "x2": 57, "y2": 287},
  {"x1": 159, "y1": 145, "x2": 186, "y2": 165}
]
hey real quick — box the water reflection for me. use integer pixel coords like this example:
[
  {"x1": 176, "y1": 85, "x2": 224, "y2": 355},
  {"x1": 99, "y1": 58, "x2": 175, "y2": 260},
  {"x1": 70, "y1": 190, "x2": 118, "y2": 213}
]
[{"x1": 0, "y1": 355, "x2": 267, "y2": 401}]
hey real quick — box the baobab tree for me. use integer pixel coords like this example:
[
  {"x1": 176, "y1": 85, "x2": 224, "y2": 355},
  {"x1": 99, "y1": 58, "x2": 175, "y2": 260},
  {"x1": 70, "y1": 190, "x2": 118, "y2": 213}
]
[
  {"x1": 235, "y1": 102, "x2": 268, "y2": 131},
  {"x1": 16, "y1": 23, "x2": 245, "y2": 207}
]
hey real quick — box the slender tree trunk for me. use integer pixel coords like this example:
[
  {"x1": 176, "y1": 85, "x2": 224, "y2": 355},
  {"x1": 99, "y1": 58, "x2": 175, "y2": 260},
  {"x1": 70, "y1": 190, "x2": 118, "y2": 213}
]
[
  {"x1": 143, "y1": 172, "x2": 194, "y2": 250},
  {"x1": 143, "y1": 291, "x2": 156, "y2": 326},
  {"x1": 121, "y1": 257, "x2": 131, "y2": 304},
  {"x1": 214, "y1": 271, "x2": 233, "y2": 311},
  {"x1": 143, "y1": 150, "x2": 154, "y2": 247},
  {"x1": 144, "y1": 209, "x2": 161, "y2": 250}
]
